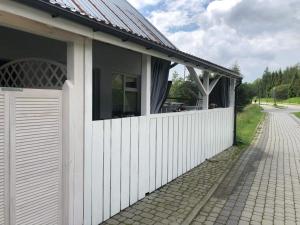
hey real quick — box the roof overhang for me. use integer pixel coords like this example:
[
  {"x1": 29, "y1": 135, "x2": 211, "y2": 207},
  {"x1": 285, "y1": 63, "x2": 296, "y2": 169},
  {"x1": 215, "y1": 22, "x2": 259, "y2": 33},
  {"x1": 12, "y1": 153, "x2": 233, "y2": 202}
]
[{"x1": 12, "y1": 0, "x2": 242, "y2": 80}]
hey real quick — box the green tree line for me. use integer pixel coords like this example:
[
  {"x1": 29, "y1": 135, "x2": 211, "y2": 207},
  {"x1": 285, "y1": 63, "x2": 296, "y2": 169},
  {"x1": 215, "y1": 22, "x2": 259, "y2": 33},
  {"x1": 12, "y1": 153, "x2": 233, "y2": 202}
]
[{"x1": 252, "y1": 64, "x2": 300, "y2": 100}]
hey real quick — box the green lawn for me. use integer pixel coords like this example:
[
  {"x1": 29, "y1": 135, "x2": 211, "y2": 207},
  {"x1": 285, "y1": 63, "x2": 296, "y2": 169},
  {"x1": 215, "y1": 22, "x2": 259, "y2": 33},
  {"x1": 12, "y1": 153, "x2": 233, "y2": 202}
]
[
  {"x1": 237, "y1": 104, "x2": 264, "y2": 149},
  {"x1": 282, "y1": 97, "x2": 300, "y2": 104},
  {"x1": 294, "y1": 112, "x2": 300, "y2": 119},
  {"x1": 259, "y1": 97, "x2": 300, "y2": 105}
]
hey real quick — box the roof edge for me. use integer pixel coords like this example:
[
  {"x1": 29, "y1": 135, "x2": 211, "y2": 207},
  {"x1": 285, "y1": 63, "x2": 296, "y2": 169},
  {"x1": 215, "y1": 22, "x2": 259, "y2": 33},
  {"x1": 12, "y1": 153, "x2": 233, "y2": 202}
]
[{"x1": 12, "y1": 0, "x2": 242, "y2": 79}]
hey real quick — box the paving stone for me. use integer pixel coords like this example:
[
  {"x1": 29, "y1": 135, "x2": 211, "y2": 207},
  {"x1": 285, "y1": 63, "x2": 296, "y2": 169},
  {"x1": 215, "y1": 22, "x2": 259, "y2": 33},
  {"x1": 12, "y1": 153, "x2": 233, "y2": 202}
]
[{"x1": 192, "y1": 108, "x2": 300, "y2": 224}]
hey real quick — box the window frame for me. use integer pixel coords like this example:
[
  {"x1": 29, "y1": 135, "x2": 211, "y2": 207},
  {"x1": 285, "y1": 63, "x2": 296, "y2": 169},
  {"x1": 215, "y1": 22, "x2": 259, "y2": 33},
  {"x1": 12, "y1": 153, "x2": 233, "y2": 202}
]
[{"x1": 112, "y1": 72, "x2": 141, "y2": 118}]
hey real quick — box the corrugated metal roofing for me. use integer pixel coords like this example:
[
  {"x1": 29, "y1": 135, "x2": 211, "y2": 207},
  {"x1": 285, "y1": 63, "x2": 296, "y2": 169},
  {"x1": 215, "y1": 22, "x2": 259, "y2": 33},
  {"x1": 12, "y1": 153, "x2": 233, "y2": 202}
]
[
  {"x1": 13, "y1": 0, "x2": 241, "y2": 78},
  {"x1": 46, "y1": 0, "x2": 177, "y2": 49}
]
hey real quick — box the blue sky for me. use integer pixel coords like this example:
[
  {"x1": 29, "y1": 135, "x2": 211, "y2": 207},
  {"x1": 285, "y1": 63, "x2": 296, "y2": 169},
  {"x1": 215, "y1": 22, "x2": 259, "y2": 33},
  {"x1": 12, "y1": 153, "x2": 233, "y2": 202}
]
[{"x1": 128, "y1": 0, "x2": 300, "y2": 82}]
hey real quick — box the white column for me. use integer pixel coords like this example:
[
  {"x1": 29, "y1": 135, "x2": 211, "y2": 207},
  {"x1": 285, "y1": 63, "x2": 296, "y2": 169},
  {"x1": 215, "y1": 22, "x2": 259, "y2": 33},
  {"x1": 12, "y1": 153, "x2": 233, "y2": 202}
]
[
  {"x1": 63, "y1": 39, "x2": 85, "y2": 225},
  {"x1": 203, "y1": 73, "x2": 210, "y2": 110},
  {"x1": 141, "y1": 54, "x2": 151, "y2": 115},
  {"x1": 229, "y1": 78, "x2": 236, "y2": 107},
  {"x1": 83, "y1": 38, "x2": 93, "y2": 225}
]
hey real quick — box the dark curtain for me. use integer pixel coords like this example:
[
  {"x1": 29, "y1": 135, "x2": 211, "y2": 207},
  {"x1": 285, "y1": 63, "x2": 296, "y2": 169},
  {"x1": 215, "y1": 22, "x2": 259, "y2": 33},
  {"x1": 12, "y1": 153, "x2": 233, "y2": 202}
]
[
  {"x1": 209, "y1": 77, "x2": 230, "y2": 108},
  {"x1": 151, "y1": 57, "x2": 171, "y2": 114},
  {"x1": 221, "y1": 78, "x2": 230, "y2": 107}
]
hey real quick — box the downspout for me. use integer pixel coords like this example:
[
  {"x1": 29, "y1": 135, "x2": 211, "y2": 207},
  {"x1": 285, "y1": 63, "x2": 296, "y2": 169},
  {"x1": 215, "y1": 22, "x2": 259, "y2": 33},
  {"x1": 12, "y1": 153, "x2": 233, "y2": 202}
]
[{"x1": 233, "y1": 79, "x2": 242, "y2": 145}]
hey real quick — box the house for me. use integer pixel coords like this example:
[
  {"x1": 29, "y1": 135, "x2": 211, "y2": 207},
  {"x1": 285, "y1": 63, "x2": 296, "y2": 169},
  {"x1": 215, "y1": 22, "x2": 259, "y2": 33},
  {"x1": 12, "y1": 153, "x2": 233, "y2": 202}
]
[{"x1": 0, "y1": 0, "x2": 241, "y2": 225}]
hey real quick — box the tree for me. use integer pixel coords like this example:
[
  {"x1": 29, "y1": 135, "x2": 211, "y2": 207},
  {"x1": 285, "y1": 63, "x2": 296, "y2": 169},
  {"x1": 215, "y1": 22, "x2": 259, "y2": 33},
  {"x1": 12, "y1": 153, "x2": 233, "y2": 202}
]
[
  {"x1": 236, "y1": 83, "x2": 256, "y2": 109},
  {"x1": 251, "y1": 64, "x2": 300, "y2": 99},
  {"x1": 289, "y1": 73, "x2": 300, "y2": 98},
  {"x1": 168, "y1": 71, "x2": 199, "y2": 105},
  {"x1": 273, "y1": 84, "x2": 289, "y2": 100},
  {"x1": 231, "y1": 63, "x2": 256, "y2": 109}
]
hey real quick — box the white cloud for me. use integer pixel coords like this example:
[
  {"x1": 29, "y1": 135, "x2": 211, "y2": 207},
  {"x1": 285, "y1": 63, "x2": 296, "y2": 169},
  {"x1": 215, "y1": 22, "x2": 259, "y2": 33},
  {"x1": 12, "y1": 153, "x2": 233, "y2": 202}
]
[
  {"x1": 127, "y1": 0, "x2": 162, "y2": 9},
  {"x1": 143, "y1": 0, "x2": 300, "y2": 81}
]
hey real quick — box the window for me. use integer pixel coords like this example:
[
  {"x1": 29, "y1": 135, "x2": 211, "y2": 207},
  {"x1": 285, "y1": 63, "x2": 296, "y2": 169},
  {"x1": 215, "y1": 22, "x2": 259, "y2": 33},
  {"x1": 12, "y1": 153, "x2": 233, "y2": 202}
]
[{"x1": 112, "y1": 73, "x2": 140, "y2": 118}]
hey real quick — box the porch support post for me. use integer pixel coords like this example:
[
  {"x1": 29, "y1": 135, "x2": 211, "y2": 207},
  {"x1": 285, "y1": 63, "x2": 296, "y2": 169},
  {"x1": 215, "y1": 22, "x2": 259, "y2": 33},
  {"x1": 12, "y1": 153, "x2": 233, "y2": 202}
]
[
  {"x1": 64, "y1": 39, "x2": 85, "y2": 225},
  {"x1": 141, "y1": 54, "x2": 151, "y2": 116},
  {"x1": 229, "y1": 78, "x2": 236, "y2": 107},
  {"x1": 83, "y1": 38, "x2": 93, "y2": 225},
  {"x1": 202, "y1": 73, "x2": 210, "y2": 110},
  {"x1": 186, "y1": 66, "x2": 206, "y2": 96}
]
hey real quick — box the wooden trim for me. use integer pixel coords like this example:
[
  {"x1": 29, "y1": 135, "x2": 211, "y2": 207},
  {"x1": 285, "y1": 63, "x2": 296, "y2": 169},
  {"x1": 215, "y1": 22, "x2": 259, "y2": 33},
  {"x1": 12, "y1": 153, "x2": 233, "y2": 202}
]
[{"x1": 84, "y1": 38, "x2": 93, "y2": 225}]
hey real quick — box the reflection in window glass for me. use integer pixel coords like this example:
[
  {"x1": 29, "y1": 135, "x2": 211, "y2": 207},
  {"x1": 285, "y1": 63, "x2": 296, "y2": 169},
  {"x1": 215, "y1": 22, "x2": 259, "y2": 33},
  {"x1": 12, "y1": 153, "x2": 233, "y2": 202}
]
[
  {"x1": 112, "y1": 74, "x2": 123, "y2": 116},
  {"x1": 125, "y1": 76, "x2": 137, "y2": 89},
  {"x1": 112, "y1": 73, "x2": 140, "y2": 118},
  {"x1": 125, "y1": 91, "x2": 138, "y2": 114}
]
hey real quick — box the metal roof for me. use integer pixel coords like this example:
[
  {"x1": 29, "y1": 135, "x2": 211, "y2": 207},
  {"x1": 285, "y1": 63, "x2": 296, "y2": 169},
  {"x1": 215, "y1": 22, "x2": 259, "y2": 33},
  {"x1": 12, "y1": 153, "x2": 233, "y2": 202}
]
[
  {"x1": 14, "y1": 0, "x2": 241, "y2": 79},
  {"x1": 44, "y1": 0, "x2": 177, "y2": 49}
]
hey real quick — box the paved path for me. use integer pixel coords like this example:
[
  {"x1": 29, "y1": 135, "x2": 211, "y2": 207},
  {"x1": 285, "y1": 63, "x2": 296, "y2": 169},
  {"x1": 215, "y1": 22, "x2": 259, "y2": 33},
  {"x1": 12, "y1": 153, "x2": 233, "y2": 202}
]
[
  {"x1": 192, "y1": 105, "x2": 300, "y2": 225},
  {"x1": 101, "y1": 146, "x2": 243, "y2": 225}
]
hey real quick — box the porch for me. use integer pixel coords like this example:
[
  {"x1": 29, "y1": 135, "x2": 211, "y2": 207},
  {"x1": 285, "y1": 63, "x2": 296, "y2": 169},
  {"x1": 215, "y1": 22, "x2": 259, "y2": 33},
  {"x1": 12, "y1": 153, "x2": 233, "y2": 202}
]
[{"x1": 86, "y1": 39, "x2": 237, "y2": 224}]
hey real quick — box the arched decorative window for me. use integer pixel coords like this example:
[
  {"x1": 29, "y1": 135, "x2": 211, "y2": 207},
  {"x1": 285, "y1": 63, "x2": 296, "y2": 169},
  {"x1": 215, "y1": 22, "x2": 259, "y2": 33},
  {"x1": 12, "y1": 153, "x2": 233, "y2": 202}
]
[{"x1": 0, "y1": 58, "x2": 67, "y2": 89}]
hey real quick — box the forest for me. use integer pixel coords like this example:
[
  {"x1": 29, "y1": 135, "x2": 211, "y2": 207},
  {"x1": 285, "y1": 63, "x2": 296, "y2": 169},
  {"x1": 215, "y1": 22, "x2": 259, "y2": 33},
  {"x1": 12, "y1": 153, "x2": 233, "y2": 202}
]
[{"x1": 252, "y1": 64, "x2": 300, "y2": 100}]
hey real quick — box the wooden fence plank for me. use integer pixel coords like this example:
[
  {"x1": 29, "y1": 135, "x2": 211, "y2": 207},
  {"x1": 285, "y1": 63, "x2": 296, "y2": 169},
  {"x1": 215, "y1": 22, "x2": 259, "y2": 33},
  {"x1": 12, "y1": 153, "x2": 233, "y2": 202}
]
[
  {"x1": 182, "y1": 116, "x2": 187, "y2": 173},
  {"x1": 103, "y1": 120, "x2": 111, "y2": 220},
  {"x1": 121, "y1": 118, "x2": 130, "y2": 210},
  {"x1": 173, "y1": 116, "x2": 179, "y2": 179},
  {"x1": 167, "y1": 116, "x2": 174, "y2": 182},
  {"x1": 155, "y1": 117, "x2": 163, "y2": 189},
  {"x1": 111, "y1": 119, "x2": 121, "y2": 216},
  {"x1": 149, "y1": 119, "x2": 156, "y2": 192},
  {"x1": 162, "y1": 117, "x2": 168, "y2": 186},
  {"x1": 138, "y1": 117, "x2": 149, "y2": 199},
  {"x1": 92, "y1": 121, "x2": 103, "y2": 225},
  {"x1": 178, "y1": 116, "x2": 183, "y2": 176},
  {"x1": 186, "y1": 115, "x2": 191, "y2": 171},
  {"x1": 130, "y1": 117, "x2": 139, "y2": 205}
]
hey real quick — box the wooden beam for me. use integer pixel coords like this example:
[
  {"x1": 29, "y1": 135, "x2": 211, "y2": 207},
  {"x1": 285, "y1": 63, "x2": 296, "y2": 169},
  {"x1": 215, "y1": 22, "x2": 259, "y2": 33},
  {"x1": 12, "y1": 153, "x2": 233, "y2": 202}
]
[
  {"x1": 186, "y1": 66, "x2": 207, "y2": 96},
  {"x1": 141, "y1": 55, "x2": 151, "y2": 115},
  {"x1": 202, "y1": 73, "x2": 210, "y2": 110},
  {"x1": 170, "y1": 63, "x2": 178, "y2": 69},
  {"x1": 209, "y1": 75, "x2": 222, "y2": 94}
]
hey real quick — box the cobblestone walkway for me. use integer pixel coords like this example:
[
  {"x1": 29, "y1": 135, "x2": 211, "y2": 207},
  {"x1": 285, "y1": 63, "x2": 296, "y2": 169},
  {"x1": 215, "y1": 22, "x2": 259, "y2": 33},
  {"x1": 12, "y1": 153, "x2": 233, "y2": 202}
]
[
  {"x1": 101, "y1": 147, "x2": 243, "y2": 225},
  {"x1": 192, "y1": 106, "x2": 300, "y2": 225}
]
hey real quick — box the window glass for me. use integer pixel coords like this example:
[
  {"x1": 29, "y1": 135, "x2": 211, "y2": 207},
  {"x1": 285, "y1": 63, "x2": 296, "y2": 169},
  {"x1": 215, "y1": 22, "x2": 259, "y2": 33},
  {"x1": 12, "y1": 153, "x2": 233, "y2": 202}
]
[
  {"x1": 112, "y1": 74, "x2": 124, "y2": 117},
  {"x1": 124, "y1": 91, "x2": 138, "y2": 114},
  {"x1": 125, "y1": 76, "x2": 137, "y2": 89},
  {"x1": 112, "y1": 73, "x2": 140, "y2": 118}
]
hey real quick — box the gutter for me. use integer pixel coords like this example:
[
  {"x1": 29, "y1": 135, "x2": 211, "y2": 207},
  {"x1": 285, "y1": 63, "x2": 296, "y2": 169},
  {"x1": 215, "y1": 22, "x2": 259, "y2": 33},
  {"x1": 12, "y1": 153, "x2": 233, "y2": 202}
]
[
  {"x1": 233, "y1": 79, "x2": 242, "y2": 145},
  {"x1": 13, "y1": 0, "x2": 241, "y2": 79}
]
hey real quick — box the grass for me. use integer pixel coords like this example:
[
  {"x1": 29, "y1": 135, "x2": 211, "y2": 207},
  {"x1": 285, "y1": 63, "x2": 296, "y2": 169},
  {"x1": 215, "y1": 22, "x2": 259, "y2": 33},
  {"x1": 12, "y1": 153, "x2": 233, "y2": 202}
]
[
  {"x1": 236, "y1": 104, "x2": 264, "y2": 149},
  {"x1": 281, "y1": 97, "x2": 300, "y2": 104},
  {"x1": 294, "y1": 112, "x2": 300, "y2": 119},
  {"x1": 259, "y1": 97, "x2": 300, "y2": 105}
]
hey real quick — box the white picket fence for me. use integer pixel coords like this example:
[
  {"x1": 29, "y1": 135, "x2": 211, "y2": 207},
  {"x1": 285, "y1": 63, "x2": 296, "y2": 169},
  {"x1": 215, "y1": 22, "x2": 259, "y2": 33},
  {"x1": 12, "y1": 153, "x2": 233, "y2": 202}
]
[{"x1": 91, "y1": 107, "x2": 234, "y2": 224}]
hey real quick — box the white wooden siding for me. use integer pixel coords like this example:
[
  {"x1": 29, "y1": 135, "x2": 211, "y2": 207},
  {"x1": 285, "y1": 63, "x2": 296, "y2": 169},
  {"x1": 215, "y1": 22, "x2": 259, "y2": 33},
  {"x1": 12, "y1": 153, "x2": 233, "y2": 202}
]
[{"x1": 91, "y1": 108, "x2": 234, "y2": 225}]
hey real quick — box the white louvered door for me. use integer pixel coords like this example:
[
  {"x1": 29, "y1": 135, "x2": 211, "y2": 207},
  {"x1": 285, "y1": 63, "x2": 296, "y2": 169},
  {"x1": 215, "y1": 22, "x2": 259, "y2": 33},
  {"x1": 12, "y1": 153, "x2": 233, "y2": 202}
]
[
  {"x1": 0, "y1": 92, "x2": 9, "y2": 225},
  {"x1": 0, "y1": 89, "x2": 63, "y2": 225}
]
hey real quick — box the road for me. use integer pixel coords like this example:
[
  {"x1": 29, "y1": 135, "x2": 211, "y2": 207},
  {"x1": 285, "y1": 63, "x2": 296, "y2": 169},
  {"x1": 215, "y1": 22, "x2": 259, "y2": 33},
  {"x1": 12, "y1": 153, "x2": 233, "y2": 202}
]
[{"x1": 192, "y1": 105, "x2": 300, "y2": 225}]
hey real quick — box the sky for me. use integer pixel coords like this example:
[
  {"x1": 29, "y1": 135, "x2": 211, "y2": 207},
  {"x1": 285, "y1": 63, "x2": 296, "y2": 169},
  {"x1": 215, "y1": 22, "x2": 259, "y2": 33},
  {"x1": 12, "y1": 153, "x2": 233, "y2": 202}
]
[{"x1": 128, "y1": 0, "x2": 300, "y2": 82}]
